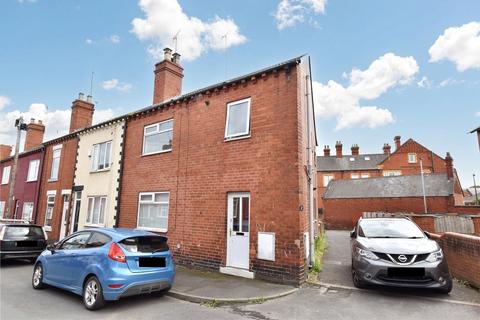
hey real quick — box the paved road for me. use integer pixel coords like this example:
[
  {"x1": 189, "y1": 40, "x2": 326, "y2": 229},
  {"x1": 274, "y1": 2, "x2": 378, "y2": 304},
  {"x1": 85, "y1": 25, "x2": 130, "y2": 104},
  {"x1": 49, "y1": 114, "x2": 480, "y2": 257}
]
[
  {"x1": 320, "y1": 230, "x2": 480, "y2": 304},
  {"x1": 1, "y1": 254, "x2": 479, "y2": 319}
]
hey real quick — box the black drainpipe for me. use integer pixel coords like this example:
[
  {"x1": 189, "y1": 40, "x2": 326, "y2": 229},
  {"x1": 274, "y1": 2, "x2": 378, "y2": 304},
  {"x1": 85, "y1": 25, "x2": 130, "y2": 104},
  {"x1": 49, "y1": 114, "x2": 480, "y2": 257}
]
[
  {"x1": 114, "y1": 119, "x2": 127, "y2": 228},
  {"x1": 33, "y1": 145, "x2": 45, "y2": 225}
]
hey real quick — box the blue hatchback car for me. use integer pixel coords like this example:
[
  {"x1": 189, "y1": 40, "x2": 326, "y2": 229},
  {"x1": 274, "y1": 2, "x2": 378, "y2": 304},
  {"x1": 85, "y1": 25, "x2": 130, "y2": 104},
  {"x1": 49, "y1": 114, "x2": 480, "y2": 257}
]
[{"x1": 32, "y1": 228, "x2": 175, "y2": 310}]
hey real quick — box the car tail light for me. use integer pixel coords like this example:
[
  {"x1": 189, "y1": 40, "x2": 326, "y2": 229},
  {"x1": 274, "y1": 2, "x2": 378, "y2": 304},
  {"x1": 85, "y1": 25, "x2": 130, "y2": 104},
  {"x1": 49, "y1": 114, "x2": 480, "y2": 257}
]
[{"x1": 108, "y1": 242, "x2": 126, "y2": 263}]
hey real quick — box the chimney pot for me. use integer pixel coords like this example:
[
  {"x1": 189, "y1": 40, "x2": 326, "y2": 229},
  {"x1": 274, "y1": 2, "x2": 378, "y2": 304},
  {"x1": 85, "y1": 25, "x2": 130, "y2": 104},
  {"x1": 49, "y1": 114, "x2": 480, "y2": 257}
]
[
  {"x1": 163, "y1": 47, "x2": 173, "y2": 61},
  {"x1": 445, "y1": 152, "x2": 454, "y2": 179},
  {"x1": 172, "y1": 52, "x2": 181, "y2": 64},
  {"x1": 383, "y1": 143, "x2": 391, "y2": 155},
  {"x1": 351, "y1": 144, "x2": 359, "y2": 156},
  {"x1": 78, "y1": 92, "x2": 85, "y2": 101},
  {"x1": 323, "y1": 145, "x2": 331, "y2": 157},
  {"x1": 87, "y1": 95, "x2": 93, "y2": 103},
  {"x1": 394, "y1": 135, "x2": 401, "y2": 150}
]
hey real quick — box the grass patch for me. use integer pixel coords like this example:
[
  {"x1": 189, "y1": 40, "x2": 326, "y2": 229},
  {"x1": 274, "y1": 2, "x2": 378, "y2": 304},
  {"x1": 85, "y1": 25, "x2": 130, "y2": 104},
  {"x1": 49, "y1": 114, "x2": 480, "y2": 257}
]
[
  {"x1": 454, "y1": 278, "x2": 472, "y2": 288},
  {"x1": 201, "y1": 299, "x2": 220, "y2": 308},
  {"x1": 250, "y1": 297, "x2": 266, "y2": 304},
  {"x1": 310, "y1": 234, "x2": 327, "y2": 274}
]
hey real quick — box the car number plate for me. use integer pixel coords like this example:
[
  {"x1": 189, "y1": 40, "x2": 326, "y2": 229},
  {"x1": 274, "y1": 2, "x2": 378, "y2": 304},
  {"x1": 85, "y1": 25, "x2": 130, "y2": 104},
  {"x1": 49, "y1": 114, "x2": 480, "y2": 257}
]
[
  {"x1": 139, "y1": 257, "x2": 166, "y2": 268},
  {"x1": 388, "y1": 267, "x2": 425, "y2": 277},
  {"x1": 16, "y1": 241, "x2": 37, "y2": 247}
]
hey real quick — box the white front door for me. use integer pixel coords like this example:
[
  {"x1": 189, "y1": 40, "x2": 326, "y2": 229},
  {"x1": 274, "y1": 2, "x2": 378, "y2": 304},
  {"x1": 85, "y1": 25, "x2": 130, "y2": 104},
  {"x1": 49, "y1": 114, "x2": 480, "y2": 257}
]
[
  {"x1": 59, "y1": 195, "x2": 69, "y2": 239},
  {"x1": 226, "y1": 193, "x2": 250, "y2": 270}
]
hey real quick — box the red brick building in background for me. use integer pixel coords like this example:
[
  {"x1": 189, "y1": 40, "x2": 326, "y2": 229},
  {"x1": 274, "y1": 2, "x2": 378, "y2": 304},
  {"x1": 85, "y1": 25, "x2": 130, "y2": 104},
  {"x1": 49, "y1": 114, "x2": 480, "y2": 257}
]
[
  {"x1": 118, "y1": 50, "x2": 317, "y2": 285},
  {"x1": 317, "y1": 136, "x2": 463, "y2": 210},
  {"x1": 35, "y1": 94, "x2": 94, "y2": 241},
  {"x1": 0, "y1": 120, "x2": 45, "y2": 221}
]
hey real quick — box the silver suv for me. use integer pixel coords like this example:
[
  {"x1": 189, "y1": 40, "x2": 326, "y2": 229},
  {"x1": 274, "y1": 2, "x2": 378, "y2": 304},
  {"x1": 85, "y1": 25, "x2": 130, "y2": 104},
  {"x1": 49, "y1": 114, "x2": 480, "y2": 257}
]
[{"x1": 350, "y1": 217, "x2": 452, "y2": 293}]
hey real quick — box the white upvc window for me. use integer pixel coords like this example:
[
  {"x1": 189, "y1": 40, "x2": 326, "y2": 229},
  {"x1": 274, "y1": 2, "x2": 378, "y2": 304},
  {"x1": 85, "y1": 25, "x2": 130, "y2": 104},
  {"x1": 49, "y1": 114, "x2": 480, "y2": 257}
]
[
  {"x1": 50, "y1": 145, "x2": 62, "y2": 180},
  {"x1": 1, "y1": 166, "x2": 11, "y2": 185},
  {"x1": 137, "y1": 192, "x2": 169, "y2": 232},
  {"x1": 86, "y1": 196, "x2": 107, "y2": 226},
  {"x1": 23, "y1": 202, "x2": 34, "y2": 221},
  {"x1": 408, "y1": 153, "x2": 417, "y2": 163},
  {"x1": 0, "y1": 201, "x2": 5, "y2": 218},
  {"x1": 91, "y1": 141, "x2": 112, "y2": 171},
  {"x1": 143, "y1": 119, "x2": 173, "y2": 155},
  {"x1": 27, "y1": 159, "x2": 40, "y2": 182},
  {"x1": 45, "y1": 194, "x2": 55, "y2": 229},
  {"x1": 323, "y1": 174, "x2": 334, "y2": 187},
  {"x1": 383, "y1": 170, "x2": 402, "y2": 177},
  {"x1": 361, "y1": 173, "x2": 370, "y2": 179},
  {"x1": 225, "y1": 98, "x2": 251, "y2": 139},
  {"x1": 351, "y1": 173, "x2": 360, "y2": 179}
]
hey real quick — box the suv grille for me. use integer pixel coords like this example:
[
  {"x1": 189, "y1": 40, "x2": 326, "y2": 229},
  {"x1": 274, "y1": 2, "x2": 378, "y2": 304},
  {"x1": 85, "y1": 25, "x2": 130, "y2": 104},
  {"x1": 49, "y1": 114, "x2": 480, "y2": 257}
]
[{"x1": 373, "y1": 252, "x2": 431, "y2": 264}]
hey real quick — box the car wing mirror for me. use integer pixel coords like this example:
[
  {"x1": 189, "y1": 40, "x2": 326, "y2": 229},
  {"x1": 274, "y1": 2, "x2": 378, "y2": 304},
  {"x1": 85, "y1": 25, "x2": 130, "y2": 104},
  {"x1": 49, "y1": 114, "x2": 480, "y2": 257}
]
[
  {"x1": 350, "y1": 227, "x2": 356, "y2": 238},
  {"x1": 47, "y1": 242, "x2": 58, "y2": 252}
]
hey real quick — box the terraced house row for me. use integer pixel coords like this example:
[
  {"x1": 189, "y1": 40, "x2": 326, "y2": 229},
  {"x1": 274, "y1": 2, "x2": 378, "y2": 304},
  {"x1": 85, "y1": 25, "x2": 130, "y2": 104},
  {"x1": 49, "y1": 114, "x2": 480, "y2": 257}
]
[{"x1": 0, "y1": 51, "x2": 317, "y2": 285}]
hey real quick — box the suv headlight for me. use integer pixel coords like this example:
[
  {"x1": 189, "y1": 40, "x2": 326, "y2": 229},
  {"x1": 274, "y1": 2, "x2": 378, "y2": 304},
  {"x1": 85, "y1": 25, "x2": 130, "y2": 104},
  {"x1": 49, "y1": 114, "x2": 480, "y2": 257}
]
[
  {"x1": 425, "y1": 249, "x2": 443, "y2": 262},
  {"x1": 356, "y1": 248, "x2": 379, "y2": 260}
]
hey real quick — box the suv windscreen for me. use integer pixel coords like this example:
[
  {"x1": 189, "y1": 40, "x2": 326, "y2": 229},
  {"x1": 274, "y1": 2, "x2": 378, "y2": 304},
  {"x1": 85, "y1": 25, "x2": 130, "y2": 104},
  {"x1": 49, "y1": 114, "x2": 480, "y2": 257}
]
[
  {"x1": 120, "y1": 236, "x2": 168, "y2": 253},
  {"x1": 359, "y1": 219, "x2": 424, "y2": 238},
  {"x1": 5, "y1": 226, "x2": 44, "y2": 238}
]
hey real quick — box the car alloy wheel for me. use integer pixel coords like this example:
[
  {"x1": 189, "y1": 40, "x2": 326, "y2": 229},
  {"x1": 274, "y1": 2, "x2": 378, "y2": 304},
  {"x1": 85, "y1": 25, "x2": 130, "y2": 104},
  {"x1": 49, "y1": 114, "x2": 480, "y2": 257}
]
[
  {"x1": 83, "y1": 276, "x2": 105, "y2": 310},
  {"x1": 32, "y1": 264, "x2": 45, "y2": 289}
]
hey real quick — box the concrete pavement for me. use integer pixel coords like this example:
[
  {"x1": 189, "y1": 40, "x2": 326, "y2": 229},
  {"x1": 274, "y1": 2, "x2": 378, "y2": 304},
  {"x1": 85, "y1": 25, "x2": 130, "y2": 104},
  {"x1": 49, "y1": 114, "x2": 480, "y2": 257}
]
[{"x1": 320, "y1": 230, "x2": 480, "y2": 305}]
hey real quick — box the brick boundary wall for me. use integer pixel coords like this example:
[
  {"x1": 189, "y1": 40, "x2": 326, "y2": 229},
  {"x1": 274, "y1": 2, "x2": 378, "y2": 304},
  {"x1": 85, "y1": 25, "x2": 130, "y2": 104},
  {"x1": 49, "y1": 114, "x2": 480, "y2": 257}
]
[
  {"x1": 448, "y1": 205, "x2": 480, "y2": 214},
  {"x1": 429, "y1": 232, "x2": 480, "y2": 289}
]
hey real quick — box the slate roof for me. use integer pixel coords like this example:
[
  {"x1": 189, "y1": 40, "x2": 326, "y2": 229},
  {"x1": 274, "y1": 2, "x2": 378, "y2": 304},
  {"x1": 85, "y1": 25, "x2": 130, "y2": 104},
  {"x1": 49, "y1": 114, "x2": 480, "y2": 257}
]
[
  {"x1": 323, "y1": 173, "x2": 453, "y2": 199},
  {"x1": 317, "y1": 154, "x2": 387, "y2": 172}
]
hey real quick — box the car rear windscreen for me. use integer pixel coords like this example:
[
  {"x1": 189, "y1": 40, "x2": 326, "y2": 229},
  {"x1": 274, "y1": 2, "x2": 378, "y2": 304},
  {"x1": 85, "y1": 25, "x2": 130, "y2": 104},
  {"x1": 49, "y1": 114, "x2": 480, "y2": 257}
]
[
  {"x1": 119, "y1": 236, "x2": 169, "y2": 253},
  {"x1": 5, "y1": 226, "x2": 44, "y2": 238}
]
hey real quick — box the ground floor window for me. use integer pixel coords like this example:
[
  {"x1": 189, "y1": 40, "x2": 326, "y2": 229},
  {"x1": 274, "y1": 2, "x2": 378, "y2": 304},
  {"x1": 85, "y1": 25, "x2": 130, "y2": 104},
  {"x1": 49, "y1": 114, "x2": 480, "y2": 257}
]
[
  {"x1": 0, "y1": 201, "x2": 5, "y2": 218},
  {"x1": 137, "y1": 192, "x2": 169, "y2": 232},
  {"x1": 23, "y1": 202, "x2": 34, "y2": 221},
  {"x1": 45, "y1": 194, "x2": 55, "y2": 229},
  {"x1": 86, "y1": 196, "x2": 107, "y2": 226}
]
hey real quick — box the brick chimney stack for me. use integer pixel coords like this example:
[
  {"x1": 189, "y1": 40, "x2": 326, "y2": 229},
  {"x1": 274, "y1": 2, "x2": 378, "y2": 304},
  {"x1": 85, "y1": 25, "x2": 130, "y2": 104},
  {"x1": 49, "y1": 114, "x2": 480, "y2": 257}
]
[
  {"x1": 323, "y1": 145, "x2": 330, "y2": 156},
  {"x1": 383, "y1": 143, "x2": 391, "y2": 155},
  {"x1": 24, "y1": 119, "x2": 45, "y2": 150},
  {"x1": 69, "y1": 93, "x2": 94, "y2": 133},
  {"x1": 153, "y1": 48, "x2": 184, "y2": 105},
  {"x1": 335, "y1": 141, "x2": 343, "y2": 158},
  {"x1": 0, "y1": 144, "x2": 12, "y2": 161},
  {"x1": 351, "y1": 144, "x2": 359, "y2": 156},
  {"x1": 445, "y1": 152, "x2": 454, "y2": 179},
  {"x1": 394, "y1": 135, "x2": 401, "y2": 150}
]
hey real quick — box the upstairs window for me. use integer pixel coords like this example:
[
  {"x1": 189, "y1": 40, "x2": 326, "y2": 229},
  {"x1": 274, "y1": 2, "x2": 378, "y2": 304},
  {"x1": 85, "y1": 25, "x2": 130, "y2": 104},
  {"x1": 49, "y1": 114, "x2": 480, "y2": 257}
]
[
  {"x1": 50, "y1": 145, "x2": 62, "y2": 180},
  {"x1": 408, "y1": 153, "x2": 417, "y2": 163},
  {"x1": 143, "y1": 120, "x2": 173, "y2": 155},
  {"x1": 323, "y1": 174, "x2": 334, "y2": 187},
  {"x1": 27, "y1": 159, "x2": 40, "y2": 182},
  {"x1": 225, "y1": 98, "x2": 251, "y2": 139},
  {"x1": 1, "y1": 166, "x2": 11, "y2": 185},
  {"x1": 91, "y1": 141, "x2": 112, "y2": 171}
]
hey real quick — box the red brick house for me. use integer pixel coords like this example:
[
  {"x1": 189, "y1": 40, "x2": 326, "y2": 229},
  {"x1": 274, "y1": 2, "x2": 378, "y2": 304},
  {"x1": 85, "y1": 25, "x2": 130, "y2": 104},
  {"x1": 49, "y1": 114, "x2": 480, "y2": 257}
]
[
  {"x1": 35, "y1": 95, "x2": 95, "y2": 241},
  {"x1": 118, "y1": 50, "x2": 317, "y2": 285},
  {"x1": 0, "y1": 120, "x2": 45, "y2": 221},
  {"x1": 317, "y1": 136, "x2": 462, "y2": 210}
]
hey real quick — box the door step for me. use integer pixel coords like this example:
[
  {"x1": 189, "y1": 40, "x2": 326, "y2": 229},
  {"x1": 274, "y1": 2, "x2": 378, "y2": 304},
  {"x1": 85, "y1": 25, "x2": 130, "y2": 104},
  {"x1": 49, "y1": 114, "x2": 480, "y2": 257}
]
[{"x1": 219, "y1": 267, "x2": 254, "y2": 279}]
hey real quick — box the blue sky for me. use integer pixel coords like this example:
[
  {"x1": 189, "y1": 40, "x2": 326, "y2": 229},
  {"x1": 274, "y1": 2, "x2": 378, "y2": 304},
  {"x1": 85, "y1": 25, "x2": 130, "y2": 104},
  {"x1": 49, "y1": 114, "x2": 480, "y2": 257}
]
[{"x1": 0, "y1": 0, "x2": 479, "y2": 187}]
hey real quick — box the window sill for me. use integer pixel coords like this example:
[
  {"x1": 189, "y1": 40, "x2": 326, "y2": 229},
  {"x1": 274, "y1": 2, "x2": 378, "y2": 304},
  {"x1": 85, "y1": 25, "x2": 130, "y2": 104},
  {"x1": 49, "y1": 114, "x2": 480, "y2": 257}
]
[
  {"x1": 84, "y1": 224, "x2": 105, "y2": 228},
  {"x1": 142, "y1": 149, "x2": 172, "y2": 157},
  {"x1": 44, "y1": 226, "x2": 52, "y2": 232},
  {"x1": 224, "y1": 134, "x2": 251, "y2": 142},
  {"x1": 90, "y1": 168, "x2": 111, "y2": 174},
  {"x1": 48, "y1": 178, "x2": 58, "y2": 183},
  {"x1": 26, "y1": 180, "x2": 37, "y2": 183},
  {"x1": 136, "y1": 226, "x2": 168, "y2": 233}
]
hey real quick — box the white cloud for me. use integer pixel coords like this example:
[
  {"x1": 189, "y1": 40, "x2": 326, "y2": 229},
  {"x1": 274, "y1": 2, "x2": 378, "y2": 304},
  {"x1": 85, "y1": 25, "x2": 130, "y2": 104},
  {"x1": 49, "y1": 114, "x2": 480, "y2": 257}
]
[
  {"x1": 275, "y1": 0, "x2": 326, "y2": 30},
  {"x1": 0, "y1": 96, "x2": 11, "y2": 111},
  {"x1": 17, "y1": 0, "x2": 36, "y2": 3},
  {"x1": 85, "y1": 38, "x2": 94, "y2": 45},
  {"x1": 0, "y1": 103, "x2": 114, "y2": 147},
  {"x1": 313, "y1": 53, "x2": 419, "y2": 130},
  {"x1": 417, "y1": 76, "x2": 432, "y2": 88},
  {"x1": 109, "y1": 34, "x2": 120, "y2": 44},
  {"x1": 475, "y1": 111, "x2": 480, "y2": 117},
  {"x1": 429, "y1": 21, "x2": 480, "y2": 71},
  {"x1": 131, "y1": 0, "x2": 247, "y2": 61},
  {"x1": 439, "y1": 78, "x2": 465, "y2": 87},
  {"x1": 101, "y1": 79, "x2": 132, "y2": 93}
]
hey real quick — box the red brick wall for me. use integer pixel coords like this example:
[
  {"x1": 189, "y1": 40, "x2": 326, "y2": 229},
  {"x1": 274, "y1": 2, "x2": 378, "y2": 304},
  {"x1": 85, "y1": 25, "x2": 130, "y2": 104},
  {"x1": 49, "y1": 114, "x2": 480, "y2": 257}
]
[
  {"x1": 448, "y1": 205, "x2": 480, "y2": 214},
  {"x1": 119, "y1": 65, "x2": 310, "y2": 284},
  {"x1": 430, "y1": 232, "x2": 480, "y2": 288},
  {"x1": 323, "y1": 196, "x2": 450, "y2": 229},
  {"x1": 36, "y1": 137, "x2": 78, "y2": 241}
]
